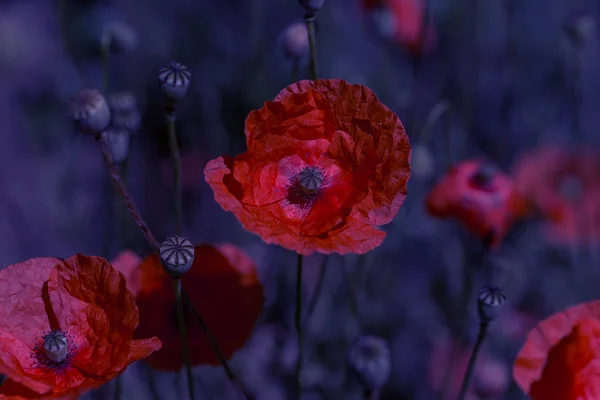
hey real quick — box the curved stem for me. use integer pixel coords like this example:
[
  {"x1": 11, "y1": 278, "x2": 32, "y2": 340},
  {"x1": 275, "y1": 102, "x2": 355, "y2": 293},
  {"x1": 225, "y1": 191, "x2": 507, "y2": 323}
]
[
  {"x1": 165, "y1": 109, "x2": 183, "y2": 235},
  {"x1": 97, "y1": 133, "x2": 160, "y2": 252},
  {"x1": 456, "y1": 321, "x2": 489, "y2": 400},
  {"x1": 174, "y1": 279, "x2": 195, "y2": 400},
  {"x1": 305, "y1": 15, "x2": 318, "y2": 80},
  {"x1": 295, "y1": 253, "x2": 304, "y2": 399},
  {"x1": 182, "y1": 291, "x2": 252, "y2": 400}
]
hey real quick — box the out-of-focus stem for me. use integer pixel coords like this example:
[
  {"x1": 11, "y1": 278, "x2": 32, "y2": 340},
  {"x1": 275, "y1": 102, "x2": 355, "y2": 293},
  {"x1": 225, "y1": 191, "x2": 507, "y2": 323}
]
[
  {"x1": 291, "y1": 60, "x2": 299, "y2": 83},
  {"x1": 295, "y1": 253, "x2": 304, "y2": 399},
  {"x1": 305, "y1": 15, "x2": 318, "y2": 80},
  {"x1": 174, "y1": 279, "x2": 195, "y2": 400},
  {"x1": 165, "y1": 109, "x2": 183, "y2": 235},
  {"x1": 341, "y1": 258, "x2": 360, "y2": 322},
  {"x1": 456, "y1": 321, "x2": 489, "y2": 400},
  {"x1": 304, "y1": 255, "x2": 329, "y2": 326}
]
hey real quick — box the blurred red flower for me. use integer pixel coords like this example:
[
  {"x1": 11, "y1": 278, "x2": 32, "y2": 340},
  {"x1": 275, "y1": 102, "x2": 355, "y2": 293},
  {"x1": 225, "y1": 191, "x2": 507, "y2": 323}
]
[
  {"x1": 513, "y1": 301, "x2": 600, "y2": 399},
  {"x1": 205, "y1": 79, "x2": 411, "y2": 255},
  {"x1": 131, "y1": 244, "x2": 264, "y2": 371},
  {"x1": 361, "y1": 0, "x2": 435, "y2": 53},
  {"x1": 0, "y1": 255, "x2": 161, "y2": 399},
  {"x1": 425, "y1": 159, "x2": 528, "y2": 247},
  {"x1": 512, "y1": 146, "x2": 600, "y2": 245}
]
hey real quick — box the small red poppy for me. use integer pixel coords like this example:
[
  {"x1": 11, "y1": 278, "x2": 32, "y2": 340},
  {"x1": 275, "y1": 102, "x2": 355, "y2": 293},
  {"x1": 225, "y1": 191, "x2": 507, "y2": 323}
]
[
  {"x1": 513, "y1": 301, "x2": 600, "y2": 399},
  {"x1": 361, "y1": 0, "x2": 435, "y2": 53},
  {"x1": 512, "y1": 145, "x2": 600, "y2": 244},
  {"x1": 205, "y1": 79, "x2": 411, "y2": 255},
  {"x1": 0, "y1": 255, "x2": 161, "y2": 399},
  {"x1": 132, "y1": 244, "x2": 264, "y2": 371},
  {"x1": 425, "y1": 159, "x2": 527, "y2": 247}
]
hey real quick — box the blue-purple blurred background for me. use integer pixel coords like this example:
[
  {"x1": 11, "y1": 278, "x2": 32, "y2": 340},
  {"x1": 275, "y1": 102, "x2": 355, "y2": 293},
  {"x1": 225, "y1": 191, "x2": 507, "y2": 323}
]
[{"x1": 1, "y1": 0, "x2": 600, "y2": 398}]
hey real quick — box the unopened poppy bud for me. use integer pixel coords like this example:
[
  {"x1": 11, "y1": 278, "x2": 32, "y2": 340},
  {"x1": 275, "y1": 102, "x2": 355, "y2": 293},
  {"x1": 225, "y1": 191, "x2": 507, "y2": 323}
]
[
  {"x1": 298, "y1": 166, "x2": 324, "y2": 194},
  {"x1": 105, "y1": 129, "x2": 131, "y2": 164},
  {"x1": 348, "y1": 335, "x2": 391, "y2": 393},
  {"x1": 108, "y1": 91, "x2": 137, "y2": 113},
  {"x1": 281, "y1": 22, "x2": 310, "y2": 61},
  {"x1": 299, "y1": 0, "x2": 324, "y2": 14},
  {"x1": 564, "y1": 10, "x2": 595, "y2": 45},
  {"x1": 68, "y1": 89, "x2": 111, "y2": 136},
  {"x1": 100, "y1": 21, "x2": 138, "y2": 54},
  {"x1": 108, "y1": 91, "x2": 141, "y2": 133},
  {"x1": 477, "y1": 287, "x2": 506, "y2": 322},
  {"x1": 158, "y1": 61, "x2": 191, "y2": 103},
  {"x1": 160, "y1": 236, "x2": 195, "y2": 278},
  {"x1": 43, "y1": 331, "x2": 68, "y2": 363}
]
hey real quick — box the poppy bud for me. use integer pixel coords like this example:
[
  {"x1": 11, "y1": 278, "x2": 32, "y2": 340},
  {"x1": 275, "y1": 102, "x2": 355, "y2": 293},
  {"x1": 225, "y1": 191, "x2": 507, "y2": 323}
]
[
  {"x1": 105, "y1": 129, "x2": 131, "y2": 164},
  {"x1": 43, "y1": 331, "x2": 68, "y2": 363},
  {"x1": 299, "y1": 0, "x2": 324, "y2": 14},
  {"x1": 348, "y1": 335, "x2": 391, "y2": 393},
  {"x1": 68, "y1": 89, "x2": 111, "y2": 136},
  {"x1": 159, "y1": 236, "x2": 195, "y2": 278},
  {"x1": 281, "y1": 22, "x2": 310, "y2": 61},
  {"x1": 158, "y1": 61, "x2": 192, "y2": 103},
  {"x1": 100, "y1": 21, "x2": 138, "y2": 54},
  {"x1": 477, "y1": 287, "x2": 506, "y2": 322},
  {"x1": 564, "y1": 10, "x2": 595, "y2": 45},
  {"x1": 108, "y1": 91, "x2": 141, "y2": 133}
]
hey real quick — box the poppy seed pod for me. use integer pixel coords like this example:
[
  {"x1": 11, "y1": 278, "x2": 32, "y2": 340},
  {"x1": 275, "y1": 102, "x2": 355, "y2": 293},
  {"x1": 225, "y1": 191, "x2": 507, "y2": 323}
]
[
  {"x1": 105, "y1": 129, "x2": 131, "y2": 164},
  {"x1": 348, "y1": 335, "x2": 391, "y2": 392},
  {"x1": 100, "y1": 21, "x2": 138, "y2": 54},
  {"x1": 299, "y1": 0, "x2": 324, "y2": 14},
  {"x1": 68, "y1": 89, "x2": 111, "y2": 136},
  {"x1": 281, "y1": 22, "x2": 310, "y2": 61},
  {"x1": 158, "y1": 61, "x2": 191, "y2": 102},
  {"x1": 159, "y1": 236, "x2": 195, "y2": 278},
  {"x1": 43, "y1": 330, "x2": 69, "y2": 363},
  {"x1": 477, "y1": 287, "x2": 506, "y2": 322}
]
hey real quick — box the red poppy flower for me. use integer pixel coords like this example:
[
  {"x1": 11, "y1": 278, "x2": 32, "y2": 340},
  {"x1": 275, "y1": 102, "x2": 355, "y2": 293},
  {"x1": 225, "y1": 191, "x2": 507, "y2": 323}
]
[
  {"x1": 0, "y1": 255, "x2": 161, "y2": 399},
  {"x1": 425, "y1": 159, "x2": 528, "y2": 247},
  {"x1": 132, "y1": 244, "x2": 264, "y2": 371},
  {"x1": 204, "y1": 79, "x2": 411, "y2": 255},
  {"x1": 512, "y1": 145, "x2": 600, "y2": 244},
  {"x1": 513, "y1": 301, "x2": 600, "y2": 399},
  {"x1": 361, "y1": 0, "x2": 435, "y2": 53}
]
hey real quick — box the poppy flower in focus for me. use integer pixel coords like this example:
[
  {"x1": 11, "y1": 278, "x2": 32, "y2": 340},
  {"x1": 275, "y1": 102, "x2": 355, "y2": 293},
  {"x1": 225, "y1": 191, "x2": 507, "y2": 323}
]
[
  {"x1": 426, "y1": 159, "x2": 528, "y2": 247},
  {"x1": 205, "y1": 79, "x2": 411, "y2": 255},
  {"x1": 132, "y1": 244, "x2": 264, "y2": 371},
  {"x1": 513, "y1": 301, "x2": 600, "y2": 399},
  {"x1": 361, "y1": 0, "x2": 435, "y2": 53},
  {"x1": 0, "y1": 256, "x2": 161, "y2": 399},
  {"x1": 512, "y1": 146, "x2": 600, "y2": 244}
]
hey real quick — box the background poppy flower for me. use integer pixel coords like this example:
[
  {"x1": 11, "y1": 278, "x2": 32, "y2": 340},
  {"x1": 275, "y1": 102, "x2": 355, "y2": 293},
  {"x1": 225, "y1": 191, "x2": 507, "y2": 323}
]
[
  {"x1": 513, "y1": 300, "x2": 600, "y2": 398},
  {"x1": 134, "y1": 244, "x2": 264, "y2": 371},
  {"x1": 205, "y1": 79, "x2": 411, "y2": 255},
  {"x1": 0, "y1": 255, "x2": 160, "y2": 399},
  {"x1": 425, "y1": 159, "x2": 527, "y2": 247},
  {"x1": 361, "y1": 0, "x2": 435, "y2": 53}
]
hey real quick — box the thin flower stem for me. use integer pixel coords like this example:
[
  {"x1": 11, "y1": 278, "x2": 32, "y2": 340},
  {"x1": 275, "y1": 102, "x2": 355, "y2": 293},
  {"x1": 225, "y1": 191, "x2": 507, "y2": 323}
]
[
  {"x1": 341, "y1": 258, "x2": 360, "y2": 322},
  {"x1": 295, "y1": 253, "x2": 304, "y2": 399},
  {"x1": 113, "y1": 374, "x2": 122, "y2": 400},
  {"x1": 101, "y1": 45, "x2": 110, "y2": 93},
  {"x1": 165, "y1": 109, "x2": 183, "y2": 235},
  {"x1": 173, "y1": 279, "x2": 195, "y2": 400},
  {"x1": 181, "y1": 291, "x2": 251, "y2": 400},
  {"x1": 304, "y1": 255, "x2": 329, "y2": 327},
  {"x1": 291, "y1": 60, "x2": 299, "y2": 83},
  {"x1": 97, "y1": 133, "x2": 245, "y2": 397},
  {"x1": 456, "y1": 321, "x2": 489, "y2": 400},
  {"x1": 305, "y1": 14, "x2": 318, "y2": 80},
  {"x1": 97, "y1": 133, "x2": 160, "y2": 253}
]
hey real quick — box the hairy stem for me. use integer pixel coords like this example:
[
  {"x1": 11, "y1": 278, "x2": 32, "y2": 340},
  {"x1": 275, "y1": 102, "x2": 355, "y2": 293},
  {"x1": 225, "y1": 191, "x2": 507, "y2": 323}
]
[
  {"x1": 97, "y1": 133, "x2": 160, "y2": 252},
  {"x1": 295, "y1": 253, "x2": 304, "y2": 399},
  {"x1": 174, "y1": 279, "x2": 195, "y2": 400},
  {"x1": 182, "y1": 290, "x2": 252, "y2": 400},
  {"x1": 165, "y1": 109, "x2": 183, "y2": 235},
  {"x1": 305, "y1": 15, "x2": 318, "y2": 80},
  {"x1": 456, "y1": 321, "x2": 489, "y2": 400}
]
